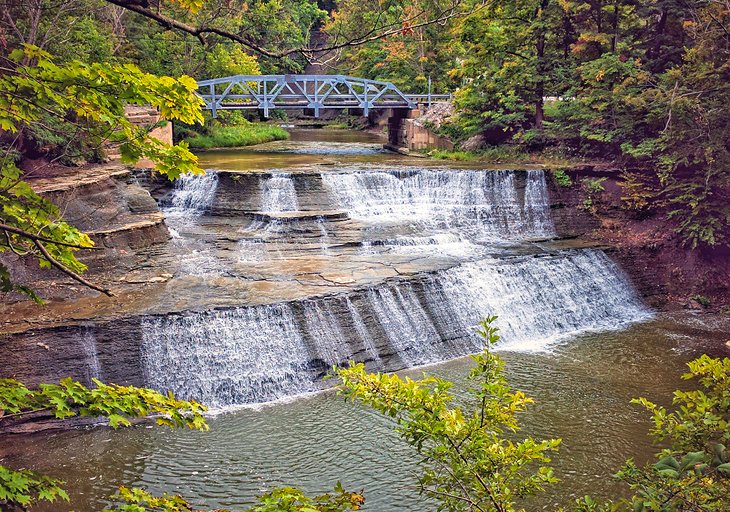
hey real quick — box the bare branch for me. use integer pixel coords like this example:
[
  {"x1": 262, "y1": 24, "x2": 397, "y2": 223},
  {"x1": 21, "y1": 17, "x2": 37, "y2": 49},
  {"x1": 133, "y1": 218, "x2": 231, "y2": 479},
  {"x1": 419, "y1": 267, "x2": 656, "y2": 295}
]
[{"x1": 32, "y1": 238, "x2": 113, "y2": 296}]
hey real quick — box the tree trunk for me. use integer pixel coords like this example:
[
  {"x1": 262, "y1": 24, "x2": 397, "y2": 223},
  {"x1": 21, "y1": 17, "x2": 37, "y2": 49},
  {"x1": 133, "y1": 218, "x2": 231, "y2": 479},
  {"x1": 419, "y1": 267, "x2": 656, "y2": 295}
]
[
  {"x1": 611, "y1": 0, "x2": 620, "y2": 52},
  {"x1": 535, "y1": 0, "x2": 549, "y2": 130}
]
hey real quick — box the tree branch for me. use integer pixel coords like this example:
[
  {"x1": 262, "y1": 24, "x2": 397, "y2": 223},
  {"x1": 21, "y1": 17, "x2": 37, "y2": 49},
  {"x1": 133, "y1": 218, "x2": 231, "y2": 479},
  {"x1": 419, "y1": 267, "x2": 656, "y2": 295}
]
[
  {"x1": 0, "y1": 223, "x2": 100, "y2": 249},
  {"x1": 32, "y1": 238, "x2": 114, "y2": 296},
  {"x1": 103, "y1": 0, "x2": 492, "y2": 60}
]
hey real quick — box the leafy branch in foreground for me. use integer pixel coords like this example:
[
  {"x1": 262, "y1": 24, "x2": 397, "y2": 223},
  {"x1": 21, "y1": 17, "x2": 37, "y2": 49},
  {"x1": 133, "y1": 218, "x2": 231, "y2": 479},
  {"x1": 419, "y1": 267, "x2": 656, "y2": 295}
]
[
  {"x1": 0, "y1": 44, "x2": 205, "y2": 299},
  {"x1": 103, "y1": 483, "x2": 364, "y2": 512},
  {"x1": 0, "y1": 466, "x2": 68, "y2": 512},
  {"x1": 613, "y1": 355, "x2": 730, "y2": 512},
  {"x1": 0, "y1": 377, "x2": 208, "y2": 430},
  {"x1": 0, "y1": 377, "x2": 208, "y2": 510},
  {"x1": 336, "y1": 316, "x2": 561, "y2": 512}
]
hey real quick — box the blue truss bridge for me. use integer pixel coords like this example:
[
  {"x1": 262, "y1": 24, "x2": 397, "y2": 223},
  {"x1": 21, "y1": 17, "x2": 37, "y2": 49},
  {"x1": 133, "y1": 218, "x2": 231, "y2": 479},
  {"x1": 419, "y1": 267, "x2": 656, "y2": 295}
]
[{"x1": 196, "y1": 74, "x2": 450, "y2": 117}]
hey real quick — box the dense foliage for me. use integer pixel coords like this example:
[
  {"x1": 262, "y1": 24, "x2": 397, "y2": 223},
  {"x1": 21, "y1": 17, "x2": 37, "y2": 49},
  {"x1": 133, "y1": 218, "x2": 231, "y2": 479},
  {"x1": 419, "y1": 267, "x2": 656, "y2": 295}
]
[
  {"x1": 329, "y1": 0, "x2": 730, "y2": 249},
  {"x1": 102, "y1": 484, "x2": 364, "y2": 512}
]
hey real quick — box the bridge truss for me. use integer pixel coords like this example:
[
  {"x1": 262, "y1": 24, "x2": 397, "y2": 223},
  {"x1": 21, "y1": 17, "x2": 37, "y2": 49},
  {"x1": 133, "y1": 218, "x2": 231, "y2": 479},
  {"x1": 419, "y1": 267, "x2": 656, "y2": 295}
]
[{"x1": 196, "y1": 75, "x2": 449, "y2": 117}]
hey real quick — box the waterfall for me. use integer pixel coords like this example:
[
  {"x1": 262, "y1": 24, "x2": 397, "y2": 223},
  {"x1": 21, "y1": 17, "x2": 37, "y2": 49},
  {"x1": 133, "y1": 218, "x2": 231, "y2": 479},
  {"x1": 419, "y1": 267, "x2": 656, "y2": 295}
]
[
  {"x1": 137, "y1": 166, "x2": 652, "y2": 408},
  {"x1": 345, "y1": 297, "x2": 380, "y2": 362},
  {"x1": 321, "y1": 168, "x2": 556, "y2": 240},
  {"x1": 164, "y1": 171, "x2": 219, "y2": 219},
  {"x1": 80, "y1": 326, "x2": 102, "y2": 385},
  {"x1": 260, "y1": 173, "x2": 298, "y2": 213},
  {"x1": 162, "y1": 171, "x2": 223, "y2": 275},
  {"x1": 316, "y1": 218, "x2": 333, "y2": 256},
  {"x1": 422, "y1": 249, "x2": 652, "y2": 352},
  {"x1": 141, "y1": 305, "x2": 316, "y2": 406},
  {"x1": 140, "y1": 249, "x2": 651, "y2": 408}
]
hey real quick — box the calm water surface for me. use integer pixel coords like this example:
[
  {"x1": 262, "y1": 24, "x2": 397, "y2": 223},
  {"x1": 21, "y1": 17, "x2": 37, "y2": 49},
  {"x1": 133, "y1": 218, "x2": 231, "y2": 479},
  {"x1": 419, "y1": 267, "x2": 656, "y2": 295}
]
[{"x1": 4, "y1": 313, "x2": 729, "y2": 511}]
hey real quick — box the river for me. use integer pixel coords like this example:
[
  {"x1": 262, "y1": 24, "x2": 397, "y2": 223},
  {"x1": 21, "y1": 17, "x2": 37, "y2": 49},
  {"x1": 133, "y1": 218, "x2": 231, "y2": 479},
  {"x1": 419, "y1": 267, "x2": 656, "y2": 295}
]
[{"x1": 2, "y1": 128, "x2": 729, "y2": 511}]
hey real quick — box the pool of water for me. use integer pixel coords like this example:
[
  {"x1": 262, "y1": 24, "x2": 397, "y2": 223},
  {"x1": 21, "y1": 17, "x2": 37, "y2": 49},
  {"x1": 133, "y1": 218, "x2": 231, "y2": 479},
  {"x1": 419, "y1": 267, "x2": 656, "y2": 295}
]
[{"x1": 3, "y1": 312, "x2": 728, "y2": 511}]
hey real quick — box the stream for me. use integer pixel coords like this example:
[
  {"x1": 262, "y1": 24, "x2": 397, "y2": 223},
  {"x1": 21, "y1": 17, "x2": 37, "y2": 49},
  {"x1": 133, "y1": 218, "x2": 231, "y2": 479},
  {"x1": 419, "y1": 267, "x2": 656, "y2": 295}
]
[{"x1": 3, "y1": 128, "x2": 729, "y2": 511}]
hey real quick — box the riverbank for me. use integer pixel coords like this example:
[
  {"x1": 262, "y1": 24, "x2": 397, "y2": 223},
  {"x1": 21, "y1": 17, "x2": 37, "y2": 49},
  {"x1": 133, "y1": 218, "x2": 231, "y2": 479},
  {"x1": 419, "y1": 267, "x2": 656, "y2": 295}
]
[{"x1": 182, "y1": 123, "x2": 289, "y2": 149}]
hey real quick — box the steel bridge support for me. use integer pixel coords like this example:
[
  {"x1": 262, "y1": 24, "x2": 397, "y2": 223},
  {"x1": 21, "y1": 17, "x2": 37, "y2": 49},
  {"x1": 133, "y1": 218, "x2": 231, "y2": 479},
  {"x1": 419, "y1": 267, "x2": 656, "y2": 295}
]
[{"x1": 196, "y1": 74, "x2": 449, "y2": 118}]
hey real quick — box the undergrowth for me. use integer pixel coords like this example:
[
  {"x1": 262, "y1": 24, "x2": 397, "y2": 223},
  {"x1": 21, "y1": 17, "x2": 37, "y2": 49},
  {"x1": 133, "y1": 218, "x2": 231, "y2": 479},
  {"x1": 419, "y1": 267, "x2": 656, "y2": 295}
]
[{"x1": 184, "y1": 123, "x2": 289, "y2": 149}]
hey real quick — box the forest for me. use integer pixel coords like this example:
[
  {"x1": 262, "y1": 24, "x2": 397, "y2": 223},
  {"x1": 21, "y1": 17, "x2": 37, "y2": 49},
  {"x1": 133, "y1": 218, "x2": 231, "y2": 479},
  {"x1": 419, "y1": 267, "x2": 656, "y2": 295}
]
[{"x1": 1, "y1": 1, "x2": 729, "y2": 511}]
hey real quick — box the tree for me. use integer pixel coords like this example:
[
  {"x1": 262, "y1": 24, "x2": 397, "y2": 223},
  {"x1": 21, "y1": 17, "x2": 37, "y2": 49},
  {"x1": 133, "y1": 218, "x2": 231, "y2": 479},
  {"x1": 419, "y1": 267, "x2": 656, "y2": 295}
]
[
  {"x1": 102, "y1": 0, "x2": 491, "y2": 64},
  {"x1": 336, "y1": 317, "x2": 561, "y2": 512},
  {"x1": 326, "y1": 0, "x2": 462, "y2": 93},
  {"x1": 447, "y1": 0, "x2": 568, "y2": 141},
  {"x1": 0, "y1": 44, "x2": 203, "y2": 298}
]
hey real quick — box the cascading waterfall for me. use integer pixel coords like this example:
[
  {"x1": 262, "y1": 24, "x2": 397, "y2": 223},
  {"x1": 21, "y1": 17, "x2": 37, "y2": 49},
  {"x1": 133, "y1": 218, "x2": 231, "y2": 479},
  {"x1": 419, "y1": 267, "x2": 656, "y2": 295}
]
[
  {"x1": 141, "y1": 249, "x2": 651, "y2": 408},
  {"x1": 162, "y1": 171, "x2": 223, "y2": 275},
  {"x1": 164, "y1": 171, "x2": 219, "y2": 221},
  {"x1": 321, "y1": 168, "x2": 556, "y2": 241},
  {"x1": 139, "y1": 165, "x2": 653, "y2": 408},
  {"x1": 142, "y1": 305, "x2": 316, "y2": 406}
]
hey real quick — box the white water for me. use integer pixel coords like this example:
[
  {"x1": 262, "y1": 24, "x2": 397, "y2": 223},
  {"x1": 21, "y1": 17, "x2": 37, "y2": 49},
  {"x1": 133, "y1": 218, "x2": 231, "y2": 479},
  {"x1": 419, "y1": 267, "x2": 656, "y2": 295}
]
[
  {"x1": 141, "y1": 249, "x2": 651, "y2": 408},
  {"x1": 162, "y1": 171, "x2": 225, "y2": 276},
  {"x1": 260, "y1": 173, "x2": 298, "y2": 213},
  {"x1": 142, "y1": 305, "x2": 316, "y2": 406},
  {"x1": 164, "y1": 171, "x2": 219, "y2": 222},
  {"x1": 80, "y1": 326, "x2": 102, "y2": 384},
  {"x1": 321, "y1": 168, "x2": 556, "y2": 240},
  {"x1": 139, "y1": 166, "x2": 652, "y2": 407}
]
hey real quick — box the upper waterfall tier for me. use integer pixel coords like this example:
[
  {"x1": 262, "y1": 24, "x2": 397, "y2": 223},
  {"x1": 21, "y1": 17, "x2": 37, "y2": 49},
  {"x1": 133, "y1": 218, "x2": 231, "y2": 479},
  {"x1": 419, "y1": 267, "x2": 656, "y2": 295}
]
[{"x1": 320, "y1": 168, "x2": 555, "y2": 240}]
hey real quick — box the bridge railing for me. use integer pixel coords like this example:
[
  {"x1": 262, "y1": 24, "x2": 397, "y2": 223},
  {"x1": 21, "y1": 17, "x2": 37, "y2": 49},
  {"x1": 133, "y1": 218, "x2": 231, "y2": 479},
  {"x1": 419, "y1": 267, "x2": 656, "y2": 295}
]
[{"x1": 196, "y1": 74, "x2": 450, "y2": 117}]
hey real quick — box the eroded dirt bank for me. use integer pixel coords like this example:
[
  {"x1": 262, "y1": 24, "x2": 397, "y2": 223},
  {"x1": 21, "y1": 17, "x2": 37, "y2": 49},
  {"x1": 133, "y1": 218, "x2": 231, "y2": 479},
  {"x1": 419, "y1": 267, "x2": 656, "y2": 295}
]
[{"x1": 549, "y1": 165, "x2": 730, "y2": 312}]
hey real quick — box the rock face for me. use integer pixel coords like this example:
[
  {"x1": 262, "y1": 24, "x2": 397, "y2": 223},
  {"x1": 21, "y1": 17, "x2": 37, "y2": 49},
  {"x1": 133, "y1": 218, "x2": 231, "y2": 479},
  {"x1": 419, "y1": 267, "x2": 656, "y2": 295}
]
[
  {"x1": 0, "y1": 166, "x2": 170, "y2": 304},
  {"x1": 545, "y1": 166, "x2": 730, "y2": 309}
]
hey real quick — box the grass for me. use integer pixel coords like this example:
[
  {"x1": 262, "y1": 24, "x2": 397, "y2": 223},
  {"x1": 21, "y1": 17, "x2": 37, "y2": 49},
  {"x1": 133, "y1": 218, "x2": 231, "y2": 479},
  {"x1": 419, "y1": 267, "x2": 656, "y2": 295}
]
[
  {"x1": 430, "y1": 150, "x2": 477, "y2": 161},
  {"x1": 184, "y1": 123, "x2": 290, "y2": 149},
  {"x1": 426, "y1": 145, "x2": 585, "y2": 168},
  {"x1": 325, "y1": 122, "x2": 351, "y2": 130}
]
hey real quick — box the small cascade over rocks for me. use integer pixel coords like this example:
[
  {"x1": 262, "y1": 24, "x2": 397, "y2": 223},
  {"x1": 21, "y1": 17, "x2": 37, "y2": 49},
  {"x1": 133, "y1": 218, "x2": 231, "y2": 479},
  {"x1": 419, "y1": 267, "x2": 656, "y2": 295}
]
[
  {"x1": 163, "y1": 171, "x2": 219, "y2": 221},
  {"x1": 260, "y1": 173, "x2": 298, "y2": 213},
  {"x1": 80, "y1": 326, "x2": 102, "y2": 385},
  {"x1": 162, "y1": 171, "x2": 225, "y2": 276},
  {"x1": 142, "y1": 305, "x2": 315, "y2": 405},
  {"x1": 140, "y1": 249, "x2": 651, "y2": 408}
]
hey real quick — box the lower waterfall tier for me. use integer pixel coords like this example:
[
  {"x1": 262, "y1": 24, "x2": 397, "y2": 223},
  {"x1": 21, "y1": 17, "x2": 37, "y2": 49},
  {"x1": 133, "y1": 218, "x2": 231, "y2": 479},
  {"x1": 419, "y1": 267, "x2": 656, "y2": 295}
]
[{"x1": 140, "y1": 249, "x2": 651, "y2": 408}]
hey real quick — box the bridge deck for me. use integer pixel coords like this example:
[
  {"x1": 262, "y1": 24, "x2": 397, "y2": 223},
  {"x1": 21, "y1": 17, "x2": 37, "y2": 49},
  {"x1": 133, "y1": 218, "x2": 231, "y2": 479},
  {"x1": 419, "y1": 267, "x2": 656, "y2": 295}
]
[{"x1": 197, "y1": 74, "x2": 450, "y2": 117}]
